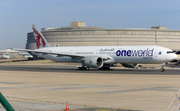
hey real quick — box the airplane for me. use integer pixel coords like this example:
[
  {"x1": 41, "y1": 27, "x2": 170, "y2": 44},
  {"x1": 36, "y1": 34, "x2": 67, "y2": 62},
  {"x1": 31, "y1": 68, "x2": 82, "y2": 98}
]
[{"x1": 15, "y1": 24, "x2": 177, "y2": 72}]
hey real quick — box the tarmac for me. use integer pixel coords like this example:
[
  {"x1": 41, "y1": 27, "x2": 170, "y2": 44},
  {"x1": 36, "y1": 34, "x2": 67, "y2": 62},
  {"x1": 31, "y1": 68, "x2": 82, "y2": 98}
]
[{"x1": 0, "y1": 60, "x2": 180, "y2": 111}]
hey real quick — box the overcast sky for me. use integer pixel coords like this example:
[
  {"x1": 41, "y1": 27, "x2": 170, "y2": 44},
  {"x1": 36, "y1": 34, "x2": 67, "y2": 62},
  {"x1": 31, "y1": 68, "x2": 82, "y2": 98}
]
[{"x1": 0, "y1": 0, "x2": 180, "y2": 50}]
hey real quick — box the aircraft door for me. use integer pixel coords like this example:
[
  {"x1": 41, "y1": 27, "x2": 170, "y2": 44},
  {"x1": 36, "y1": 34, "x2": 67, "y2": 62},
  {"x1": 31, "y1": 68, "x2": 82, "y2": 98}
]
[{"x1": 154, "y1": 49, "x2": 159, "y2": 57}]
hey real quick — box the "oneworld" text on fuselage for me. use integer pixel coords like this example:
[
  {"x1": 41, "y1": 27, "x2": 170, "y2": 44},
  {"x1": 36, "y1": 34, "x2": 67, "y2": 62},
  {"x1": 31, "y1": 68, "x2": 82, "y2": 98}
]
[{"x1": 116, "y1": 48, "x2": 154, "y2": 57}]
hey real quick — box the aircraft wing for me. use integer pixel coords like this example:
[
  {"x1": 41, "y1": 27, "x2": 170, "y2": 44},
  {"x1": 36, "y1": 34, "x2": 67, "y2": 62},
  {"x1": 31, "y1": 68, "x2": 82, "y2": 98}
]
[
  {"x1": 14, "y1": 48, "x2": 111, "y2": 59},
  {"x1": 14, "y1": 48, "x2": 86, "y2": 58}
]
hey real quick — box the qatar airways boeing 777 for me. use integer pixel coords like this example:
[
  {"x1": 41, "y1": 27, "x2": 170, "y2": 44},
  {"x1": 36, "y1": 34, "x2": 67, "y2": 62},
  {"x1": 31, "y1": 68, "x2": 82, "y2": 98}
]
[{"x1": 16, "y1": 25, "x2": 177, "y2": 72}]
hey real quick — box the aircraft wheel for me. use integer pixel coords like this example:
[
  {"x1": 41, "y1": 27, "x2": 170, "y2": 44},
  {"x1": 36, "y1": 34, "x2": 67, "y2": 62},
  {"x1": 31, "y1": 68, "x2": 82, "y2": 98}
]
[
  {"x1": 108, "y1": 67, "x2": 110, "y2": 70},
  {"x1": 160, "y1": 68, "x2": 165, "y2": 72},
  {"x1": 78, "y1": 67, "x2": 89, "y2": 70}
]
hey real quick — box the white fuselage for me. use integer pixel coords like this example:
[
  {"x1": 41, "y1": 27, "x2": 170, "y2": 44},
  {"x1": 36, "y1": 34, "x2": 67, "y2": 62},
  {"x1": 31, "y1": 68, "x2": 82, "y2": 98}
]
[{"x1": 32, "y1": 45, "x2": 177, "y2": 64}]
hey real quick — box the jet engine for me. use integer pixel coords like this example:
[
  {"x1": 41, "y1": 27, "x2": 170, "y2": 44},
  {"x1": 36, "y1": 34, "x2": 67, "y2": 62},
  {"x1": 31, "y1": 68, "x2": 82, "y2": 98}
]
[
  {"x1": 121, "y1": 63, "x2": 139, "y2": 68},
  {"x1": 84, "y1": 56, "x2": 103, "y2": 68}
]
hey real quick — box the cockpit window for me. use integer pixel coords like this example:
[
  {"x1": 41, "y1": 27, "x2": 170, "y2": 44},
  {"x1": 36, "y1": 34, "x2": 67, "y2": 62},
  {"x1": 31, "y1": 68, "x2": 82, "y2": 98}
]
[{"x1": 167, "y1": 51, "x2": 174, "y2": 54}]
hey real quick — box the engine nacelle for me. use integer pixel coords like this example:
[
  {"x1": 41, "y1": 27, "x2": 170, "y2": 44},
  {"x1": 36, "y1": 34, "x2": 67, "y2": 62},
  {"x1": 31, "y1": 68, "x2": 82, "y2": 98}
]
[
  {"x1": 121, "y1": 63, "x2": 139, "y2": 68},
  {"x1": 84, "y1": 56, "x2": 103, "y2": 68}
]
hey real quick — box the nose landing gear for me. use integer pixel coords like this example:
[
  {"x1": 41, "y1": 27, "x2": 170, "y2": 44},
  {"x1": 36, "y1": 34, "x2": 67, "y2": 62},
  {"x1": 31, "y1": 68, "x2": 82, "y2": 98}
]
[
  {"x1": 160, "y1": 67, "x2": 165, "y2": 72},
  {"x1": 160, "y1": 63, "x2": 165, "y2": 72}
]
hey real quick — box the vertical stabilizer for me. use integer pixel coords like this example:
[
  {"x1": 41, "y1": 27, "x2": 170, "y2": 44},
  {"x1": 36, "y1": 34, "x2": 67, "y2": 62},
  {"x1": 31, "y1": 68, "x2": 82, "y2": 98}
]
[{"x1": 32, "y1": 24, "x2": 50, "y2": 49}]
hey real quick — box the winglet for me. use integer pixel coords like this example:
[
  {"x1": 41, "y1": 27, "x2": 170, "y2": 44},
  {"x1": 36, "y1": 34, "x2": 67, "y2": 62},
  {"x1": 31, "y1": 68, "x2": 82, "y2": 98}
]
[{"x1": 32, "y1": 24, "x2": 50, "y2": 49}]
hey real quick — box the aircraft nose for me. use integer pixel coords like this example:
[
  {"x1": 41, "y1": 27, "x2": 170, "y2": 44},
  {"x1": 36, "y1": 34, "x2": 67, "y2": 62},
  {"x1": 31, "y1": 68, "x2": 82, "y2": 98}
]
[
  {"x1": 171, "y1": 54, "x2": 177, "y2": 60},
  {"x1": 167, "y1": 54, "x2": 177, "y2": 61},
  {"x1": 173, "y1": 54, "x2": 178, "y2": 60}
]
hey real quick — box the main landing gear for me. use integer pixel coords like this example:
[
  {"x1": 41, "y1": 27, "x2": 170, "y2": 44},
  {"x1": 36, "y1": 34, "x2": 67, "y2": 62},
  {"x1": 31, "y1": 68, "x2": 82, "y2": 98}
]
[
  {"x1": 77, "y1": 66, "x2": 89, "y2": 70},
  {"x1": 77, "y1": 63, "x2": 90, "y2": 70},
  {"x1": 160, "y1": 63, "x2": 165, "y2": 72},
  {"x1": 77, "y1": 66, "x2": 111, "y2": 70},
  {"x1": 77, "y1": 64, "x2": 111, "y2": 70},
  {"x1": 98, "y1": 66, "x2": 110, "y2": 70}
]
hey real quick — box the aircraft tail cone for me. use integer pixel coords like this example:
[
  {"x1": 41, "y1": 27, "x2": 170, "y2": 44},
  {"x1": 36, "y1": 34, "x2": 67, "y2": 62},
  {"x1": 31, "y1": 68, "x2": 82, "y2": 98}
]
[{"x1": 65, "y1": 102, "x2": 70, "y2": 110}]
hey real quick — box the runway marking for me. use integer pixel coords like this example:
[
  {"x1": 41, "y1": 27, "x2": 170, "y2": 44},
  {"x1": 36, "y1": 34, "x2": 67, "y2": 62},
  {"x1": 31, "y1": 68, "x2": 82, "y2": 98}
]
[
  {"x1": 0, "y1": 87, "x2": 19, "y2": 89},
  {"x1": 0, "y1": 84, "x2": 81, "y2": 90},
  {"x1": 97, "y1": 87, "x2": 170, "y2": 93},
  {"x1": 18, "y1": 84, "x2": 81, "y2": 89},
  {"x1": 0, "y1": 84, "x2": 115, "y2": 90},
  {"x1": 43, "y1": 85, "x2": 117, "y2": 91},
  {"x1": 0, "y1": 82, "x2": 22, "y2": 84}
]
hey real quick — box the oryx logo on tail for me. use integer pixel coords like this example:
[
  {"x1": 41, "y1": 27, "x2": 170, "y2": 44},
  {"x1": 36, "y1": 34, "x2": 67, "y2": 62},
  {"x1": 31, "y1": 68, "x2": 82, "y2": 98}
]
[
  {"x1": 32, "y1": 24, "x2": 49, "y2": 49},
  {"x1": 33, "y1": 28, "x2": 46, "y2": 49}
]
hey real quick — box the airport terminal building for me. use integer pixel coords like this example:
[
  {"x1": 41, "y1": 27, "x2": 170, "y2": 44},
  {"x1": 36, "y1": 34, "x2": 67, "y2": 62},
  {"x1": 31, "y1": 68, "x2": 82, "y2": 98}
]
[{"x1": 26, "y1": 21, "x2": 180, "y2": 52}]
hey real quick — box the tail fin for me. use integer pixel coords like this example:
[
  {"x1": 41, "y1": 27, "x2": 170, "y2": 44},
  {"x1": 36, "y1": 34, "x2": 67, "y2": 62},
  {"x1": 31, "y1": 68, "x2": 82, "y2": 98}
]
[{"x1": 32, "y1": 24, "x2": 50, "y2": 49}]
